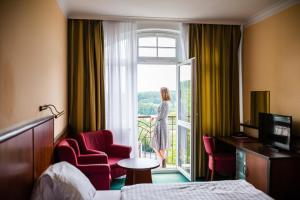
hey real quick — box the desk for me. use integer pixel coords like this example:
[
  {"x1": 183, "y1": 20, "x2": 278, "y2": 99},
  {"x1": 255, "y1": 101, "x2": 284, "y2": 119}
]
[{"x1": 217, "y1": 136, "x2": 300, "y2": 200}]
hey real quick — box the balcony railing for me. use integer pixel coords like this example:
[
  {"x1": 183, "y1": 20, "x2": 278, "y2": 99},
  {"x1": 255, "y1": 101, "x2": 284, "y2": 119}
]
[{"x1": 138, "y1": 115, "x2": 177, "y2": 167}]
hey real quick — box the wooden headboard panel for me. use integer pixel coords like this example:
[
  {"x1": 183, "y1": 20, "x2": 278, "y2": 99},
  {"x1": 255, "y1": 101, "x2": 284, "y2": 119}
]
[{"x1": 0, "y1": 116, "x2": 54, "y2": 200}]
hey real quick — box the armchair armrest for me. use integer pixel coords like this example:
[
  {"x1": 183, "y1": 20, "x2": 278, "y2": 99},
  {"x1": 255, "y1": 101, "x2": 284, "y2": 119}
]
[
  {"x1": 78, "y1": 163, "x2": 111, "y2": 190},
  {"x1": 84, "y1": 148, "x2": 105, "y2": 155},
  {"x1": 78, "y1": 154, "x2": 108, "y2": 164},
  {"x1": 77, "y1": 164, "x2": 110, "y2": 175},
  {"x1": 108, "y1": 144, "x2": 132, "y2": 158}
]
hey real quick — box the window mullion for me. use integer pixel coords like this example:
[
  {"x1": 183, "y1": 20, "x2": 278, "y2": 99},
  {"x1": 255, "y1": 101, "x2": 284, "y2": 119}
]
[
  {"x1": 138, "y1": 32, "x2": 178, "y2": 62},
  {"x1": 157, "y1": 35, "x2": 159, "y2": 57}
]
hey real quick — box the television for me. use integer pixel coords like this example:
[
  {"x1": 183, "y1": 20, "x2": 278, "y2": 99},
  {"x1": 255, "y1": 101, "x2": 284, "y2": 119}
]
[{"x1": 259, "y1": 113, "x2": 292, "y2": 151}]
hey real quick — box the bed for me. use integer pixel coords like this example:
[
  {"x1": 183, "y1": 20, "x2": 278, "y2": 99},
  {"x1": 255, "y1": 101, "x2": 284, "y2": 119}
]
[{"x1": 94, "y1": 180, "x2": 272, "y2": 200}]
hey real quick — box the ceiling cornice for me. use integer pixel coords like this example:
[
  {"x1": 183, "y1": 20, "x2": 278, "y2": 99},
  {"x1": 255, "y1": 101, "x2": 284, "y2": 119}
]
[
  {"x1": 68, "y1": 14, "x2": 244, "y2": 25},
  {"x1": 245, "y1": 0, "x2": 300, "y2": 27},
  {"x1": 56, "y1": 0, "x2": 67, "y2": 17},
  {"x1": 57, "y1": 0, "x2": 300, "y2": 26}
]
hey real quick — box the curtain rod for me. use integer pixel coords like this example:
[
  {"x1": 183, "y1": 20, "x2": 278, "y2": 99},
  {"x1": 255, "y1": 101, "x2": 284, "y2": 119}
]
[{"x1": 68, "y1": 14, "x2": 245, "y2": 25}]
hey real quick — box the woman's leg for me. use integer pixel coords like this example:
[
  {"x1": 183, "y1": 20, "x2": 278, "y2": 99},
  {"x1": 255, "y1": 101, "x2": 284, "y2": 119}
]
[
  {"x1": 159, "y1": 150, "x2": 167, "y2": 168},
  {"x1": 159, "y1": 150, "x2": 166, "y2": 159},
  {"x1": 154, "y1": 149, "x2": 162, "y2": 160}
]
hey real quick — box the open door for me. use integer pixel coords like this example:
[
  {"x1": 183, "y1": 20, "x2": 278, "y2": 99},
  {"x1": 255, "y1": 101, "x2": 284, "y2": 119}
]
[{"x1": 176, "y1": 58, "x2": 196, "y2": 181}]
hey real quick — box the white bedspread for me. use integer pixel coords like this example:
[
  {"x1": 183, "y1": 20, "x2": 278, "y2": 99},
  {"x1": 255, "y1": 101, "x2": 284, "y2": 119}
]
[
  {"x1": 94, "y1": 190, "x2": 121, "y2": 200},
  {"x1": 121, "y1": 180, "x2": 273, "y2": 200}
]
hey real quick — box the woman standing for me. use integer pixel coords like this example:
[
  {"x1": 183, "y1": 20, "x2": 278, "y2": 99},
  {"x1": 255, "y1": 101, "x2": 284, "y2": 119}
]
[{"x1": 151, "y1": 87, "x2": 170, "y2": 168}]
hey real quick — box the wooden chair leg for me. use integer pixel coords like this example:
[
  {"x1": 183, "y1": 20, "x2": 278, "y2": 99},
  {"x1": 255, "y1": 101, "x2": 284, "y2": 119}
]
[{"x1": 210, "y1": 169, "x2": 214, "y2": 181}]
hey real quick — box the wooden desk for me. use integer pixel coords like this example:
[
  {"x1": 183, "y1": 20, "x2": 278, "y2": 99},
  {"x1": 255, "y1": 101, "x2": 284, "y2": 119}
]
[{"x1": 217, "y1": 136, "x2": 300, "y2": 200}]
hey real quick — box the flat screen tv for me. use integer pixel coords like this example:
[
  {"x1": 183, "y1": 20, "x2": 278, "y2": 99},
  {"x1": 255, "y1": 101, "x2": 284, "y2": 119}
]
[{"x1": 259, "y1": 113, "x2": 292, "y2": 151}]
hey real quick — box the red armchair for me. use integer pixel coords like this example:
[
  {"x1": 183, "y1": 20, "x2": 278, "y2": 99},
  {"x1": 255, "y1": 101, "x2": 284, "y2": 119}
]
[
  {"x1": 57, "y1": 138, "x2": 111, "y2": 190},
  {"x1": 203, "y1": 135, "x2": 235, "y2": 181},
  {"x1": 79, "y1": 130, "x2": 132, "y2": 179}
]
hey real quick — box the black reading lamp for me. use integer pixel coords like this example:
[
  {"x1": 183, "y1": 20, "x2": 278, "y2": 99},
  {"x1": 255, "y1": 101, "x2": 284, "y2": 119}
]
[{"x1": 39, "y1": 104, "x2": 64, "y2": 118}]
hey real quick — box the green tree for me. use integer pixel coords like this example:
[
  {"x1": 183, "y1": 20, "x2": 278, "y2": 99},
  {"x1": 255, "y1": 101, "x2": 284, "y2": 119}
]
[{"x1": 138, "y1": 90, "x2": 176, "y2": 115}]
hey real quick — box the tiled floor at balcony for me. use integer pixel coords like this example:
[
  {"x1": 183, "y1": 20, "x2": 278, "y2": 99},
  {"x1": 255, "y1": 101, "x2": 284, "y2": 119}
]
[
  {"x1": 139, "y1": 152, "x2": 177, "y2": 169},
  {"x1": 110, "y1": 172, "x2": 189, "y2": 190}
]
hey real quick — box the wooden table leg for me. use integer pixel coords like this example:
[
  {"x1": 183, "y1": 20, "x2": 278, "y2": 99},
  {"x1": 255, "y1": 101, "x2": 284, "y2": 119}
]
[
  {"x1": 125, "y1": 169, "x2": 134, "y2": 185},
  {"x1": 125, "y1": 169, "x2": 153, "y2": 185}
]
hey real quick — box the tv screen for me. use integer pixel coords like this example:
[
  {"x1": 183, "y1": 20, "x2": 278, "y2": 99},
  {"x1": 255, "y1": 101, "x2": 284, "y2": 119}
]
[{"x1": 259, "y1": 113, "x2": 292, "y2": 151}]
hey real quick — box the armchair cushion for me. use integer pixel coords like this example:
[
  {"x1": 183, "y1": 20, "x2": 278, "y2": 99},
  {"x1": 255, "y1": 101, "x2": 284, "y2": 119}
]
[
  {"x1": 79, "y1": 130, "x2": 112, "y2": 153},
  {"x1": 107, "y1": 144, "x2": 132, "y2": 158}
]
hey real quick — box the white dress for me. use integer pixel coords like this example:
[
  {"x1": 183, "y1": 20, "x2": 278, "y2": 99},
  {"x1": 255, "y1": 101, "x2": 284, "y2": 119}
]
[{"x1": 151, "y1": 101, "x2": 169, "y2": 150}]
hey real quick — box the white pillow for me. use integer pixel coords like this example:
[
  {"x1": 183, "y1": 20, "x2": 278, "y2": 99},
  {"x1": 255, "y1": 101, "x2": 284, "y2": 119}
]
[{"x1": 31, "y1": 161, "x2": 96, "y2": 200}]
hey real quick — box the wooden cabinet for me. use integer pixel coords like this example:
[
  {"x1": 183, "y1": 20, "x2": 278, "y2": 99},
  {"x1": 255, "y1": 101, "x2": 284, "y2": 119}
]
[
  {"x1": 235, "y1": 147, "x2": 300, "y2": 199},
  {"x1": 245, "y1": 152, "x2": 269, "y2": 193},
  {"x1": 219, "y1": 137, "x2": 300, "y2": 200}
]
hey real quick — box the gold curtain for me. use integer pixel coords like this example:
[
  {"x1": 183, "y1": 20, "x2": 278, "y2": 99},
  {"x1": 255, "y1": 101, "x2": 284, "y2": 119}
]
[
  {"x1": 68, "y1": 19, "x2": 105, "y2": 135},
  {"x1": 189, "y1": 24, "x2": 241, "y2": 177}
]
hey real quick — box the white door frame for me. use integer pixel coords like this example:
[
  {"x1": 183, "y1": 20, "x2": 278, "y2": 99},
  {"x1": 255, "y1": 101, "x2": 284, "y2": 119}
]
[{"x1": 176, "y1": 58, "x2": 196, "y2": 181}]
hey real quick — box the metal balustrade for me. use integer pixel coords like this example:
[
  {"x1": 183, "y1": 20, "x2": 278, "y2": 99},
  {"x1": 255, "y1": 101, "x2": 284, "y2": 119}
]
[{"x1": 138, "y1": 115, "x2": 177, "y2": 167}]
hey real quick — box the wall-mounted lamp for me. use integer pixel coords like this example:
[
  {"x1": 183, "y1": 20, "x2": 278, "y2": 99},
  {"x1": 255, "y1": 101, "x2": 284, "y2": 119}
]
[{"x1": 39, "y1": 104, "x2": 64, "y2": 119}]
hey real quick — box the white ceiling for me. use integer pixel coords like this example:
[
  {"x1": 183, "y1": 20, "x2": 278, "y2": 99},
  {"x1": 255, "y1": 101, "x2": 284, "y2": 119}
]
[{"x1": 57, "y1": 0, "x2": 286, "y2": 24}]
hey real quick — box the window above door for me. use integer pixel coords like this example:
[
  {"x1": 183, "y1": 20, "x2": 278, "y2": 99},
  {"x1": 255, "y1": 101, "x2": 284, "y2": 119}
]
[{"x1": 137, "y1": 31, "x2": 179, "y2": 65}]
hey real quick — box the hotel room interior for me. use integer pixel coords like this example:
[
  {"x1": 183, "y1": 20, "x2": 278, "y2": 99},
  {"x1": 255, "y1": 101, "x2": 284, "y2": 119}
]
[{"x1": 1, "y1": 0, "x2": 300, "y2": 199}]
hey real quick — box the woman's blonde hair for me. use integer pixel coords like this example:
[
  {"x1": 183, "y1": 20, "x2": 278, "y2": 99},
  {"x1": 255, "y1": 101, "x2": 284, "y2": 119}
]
[{"x1": 160, "y1": 87, "x2": 171, "y2": 101}]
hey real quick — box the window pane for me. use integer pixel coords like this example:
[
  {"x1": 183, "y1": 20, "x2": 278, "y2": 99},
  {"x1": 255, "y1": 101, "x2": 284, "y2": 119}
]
[
  {"x1": 178, "y1": 126, "x2": 191, "y2": 174},
  {"x1": 139, "y1": 37, "x2": 156, "y2": 47},
  {"x1": 139, "y1": 47, "x2": 157, "y2": 57},
  {"x1": 158, "y1": 48, "x2": 176, "y2": 57},
  {"x1": 158, "y1": 37, "x2": 176, "y2": 47},
  {"x1": 178, "y1": 64, "x2": 191, "y2": 122}
]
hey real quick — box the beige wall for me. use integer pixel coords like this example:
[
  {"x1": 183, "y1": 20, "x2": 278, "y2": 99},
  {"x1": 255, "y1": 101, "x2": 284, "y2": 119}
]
[
  {"x1": 243, "y1": 4, "x2": 300, "y2": 135},
  {"x1": 0, "y1": 0, "x2": 67, "y2": 138}
]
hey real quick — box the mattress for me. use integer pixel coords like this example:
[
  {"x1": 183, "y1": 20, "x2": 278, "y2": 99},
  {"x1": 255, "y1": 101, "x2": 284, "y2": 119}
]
[{"x1": 120, "y1": 180, "x2": 273, "y2": 200}]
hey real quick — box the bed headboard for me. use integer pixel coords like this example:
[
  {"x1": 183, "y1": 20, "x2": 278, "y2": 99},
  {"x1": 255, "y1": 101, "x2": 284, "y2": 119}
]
[{"x1": 0, "y1": 116, "x2": 54, "y2": 200}]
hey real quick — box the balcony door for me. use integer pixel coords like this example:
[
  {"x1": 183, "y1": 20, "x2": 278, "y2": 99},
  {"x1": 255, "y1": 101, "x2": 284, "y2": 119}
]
[{"x1": 176, "y1": 58, "x2": 196, "y2": 181}]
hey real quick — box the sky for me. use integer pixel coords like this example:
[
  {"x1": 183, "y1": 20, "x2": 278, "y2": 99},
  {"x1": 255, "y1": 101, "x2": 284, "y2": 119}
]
[
  {"x1": 137, "y1": 64, "x2": 176, "y2": 92},
  {"x1": 137, "y1": 64, "x2": 191, "y2": 92}
]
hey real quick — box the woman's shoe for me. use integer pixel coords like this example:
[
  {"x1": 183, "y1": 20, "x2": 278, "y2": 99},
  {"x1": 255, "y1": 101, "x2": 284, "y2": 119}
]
[{"x1": 162, "y1": 159, "x2": 166, "y2": 168}]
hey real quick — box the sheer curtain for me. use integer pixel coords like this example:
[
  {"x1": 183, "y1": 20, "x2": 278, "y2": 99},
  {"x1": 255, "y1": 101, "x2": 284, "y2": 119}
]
[
  {"x1": 103, "y1": 21, "x2": 138, "y2": 157},
  {"x1": 179, "y1": 23, "x2": 189, "y2": 62}
]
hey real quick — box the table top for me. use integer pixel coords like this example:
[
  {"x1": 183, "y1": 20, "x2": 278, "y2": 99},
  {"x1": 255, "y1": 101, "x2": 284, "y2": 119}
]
[
  {"x1": 117, "y1": 158, "x2": 160, "y2": 170},
  {"x1": 216, "y1": 136, "x2": 299, "y2": 159}
]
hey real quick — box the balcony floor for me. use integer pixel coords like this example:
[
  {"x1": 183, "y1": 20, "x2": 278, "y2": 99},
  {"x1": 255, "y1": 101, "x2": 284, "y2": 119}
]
[{"x1": 139, "y1": 151, "x2": 176, "y2": 169}]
